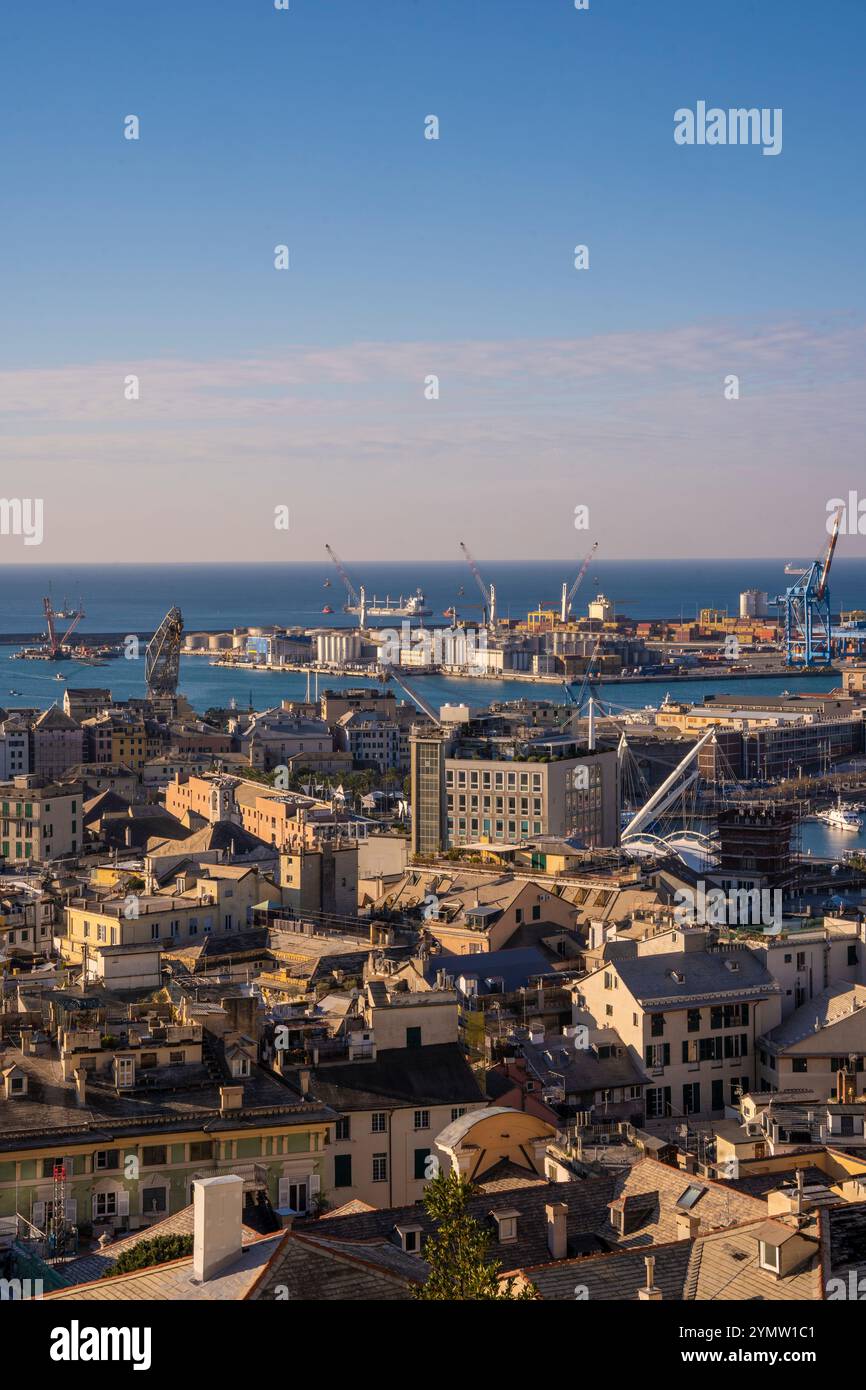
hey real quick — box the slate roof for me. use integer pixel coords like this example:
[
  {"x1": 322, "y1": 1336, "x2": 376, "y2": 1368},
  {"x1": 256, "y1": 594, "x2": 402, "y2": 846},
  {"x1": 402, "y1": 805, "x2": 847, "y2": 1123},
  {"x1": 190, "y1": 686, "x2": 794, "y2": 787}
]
[
  {"x1": 825, "y1": 1199, "x2": 866, "y2": 1280},
  {"x1": 57, "y1": 1203, "x2": 260, "y2": 1286},
  {"x1": 296, "y1": 1174, "x2": 621, "y2": 1272},
  {"x1": 423, "y1": 946, "x2": 554, "y2": 993},
  {"x1": 610, "y1": 947, "x2": 777, "y2": 1006},
  {"x1": 600, "y1": 1157, "x2": 768, "y2": 1247},
  {"x1": 249, "y1": 1230, "x2": 419, "y2": 1300},
  {"x1": 45, "y1": 1232, "x2": 285, "y2": 1302},
  {"x1": 760, "y1": 983, "x2": 866, "y2": 1054},
  {"x1": 521, "y1": 1028, "x2": 649, "y2": 1094},
  {"x1": 0, "y1": 1042, "x2": 336, "y2": 1151},
  {"x1": 301, "y1": 1043, "x2": 485, "y2": 1113},
  {"x1": 526, "y1": 1239, "x2": 693, "y2": 1301},
  {"x1": 524, "y1": 1216, "x2": 823, "y2": 1301}
]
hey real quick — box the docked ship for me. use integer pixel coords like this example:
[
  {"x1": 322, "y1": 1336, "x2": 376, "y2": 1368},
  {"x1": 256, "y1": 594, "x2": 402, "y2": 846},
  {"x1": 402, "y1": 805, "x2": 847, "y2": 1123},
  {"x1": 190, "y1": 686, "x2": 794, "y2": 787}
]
[
  {"x1": 345, "y1": 588, "x2": 432, "y2": 618},
  {"x1": 817, "y1": 797, "x2": 863, "y2": 832}
]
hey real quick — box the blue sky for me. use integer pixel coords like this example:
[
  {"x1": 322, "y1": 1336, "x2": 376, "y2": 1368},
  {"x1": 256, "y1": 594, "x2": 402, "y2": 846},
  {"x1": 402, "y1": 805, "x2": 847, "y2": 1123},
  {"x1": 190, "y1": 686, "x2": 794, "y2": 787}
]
[{"x1": 1, "y1": 0, "x2": 865, "y2": 561}]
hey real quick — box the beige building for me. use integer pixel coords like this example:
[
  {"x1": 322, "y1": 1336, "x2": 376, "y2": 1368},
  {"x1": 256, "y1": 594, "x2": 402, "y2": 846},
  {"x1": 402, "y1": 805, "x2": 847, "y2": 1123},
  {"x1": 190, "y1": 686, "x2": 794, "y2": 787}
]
[
  {"x1": 62, "y1": 867, "x2": 282, "y2": 971},
  {"x1": 446, "y1": 747, "x2": 618, "y2": 850},
  {"x1": 575, "y1": 928, "x2": 782, "y2": 1120},
  {"x1": 306, "y1": 983, "x2": 487, "y2": 1207},
  {"x1": 0, "y1": 775, "x2": 83, "y2": 863},
  {"x1": 375, "y1": 866, "x2": 579, "y2": 955},
  {"x1": 278, "y1": 843, "x2": 358, "y2": 918}
]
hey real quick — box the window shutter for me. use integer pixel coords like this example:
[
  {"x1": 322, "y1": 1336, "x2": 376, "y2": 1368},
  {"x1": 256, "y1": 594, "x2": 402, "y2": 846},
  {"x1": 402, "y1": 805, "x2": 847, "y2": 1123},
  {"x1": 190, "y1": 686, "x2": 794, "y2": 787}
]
[
  {"x1": 117, "y1": 1189, "x2": 130, "y2": 1217},
  {"x1": 32, "y1": 1201, "x2": 46, "y2": 1230},
  {"x1": 64, "y1": 1198, "x2": 77, "y2": 1224},
  {"x1": 278, "y1": 1177, "x2": 290, "y2": 1207},
  {"x1": 645, "y1": 1046, "x2": 652, "y2": 1067},
  {"x1": 663, "y1": 1043, "x2": 671, "y2": 1066},
  {"x1": 91, "y1": 1194, "x2": 100, "y2": 1220},
  {"x1": 309, "y1": 1173, "x2": 320, "y2": 1195}
]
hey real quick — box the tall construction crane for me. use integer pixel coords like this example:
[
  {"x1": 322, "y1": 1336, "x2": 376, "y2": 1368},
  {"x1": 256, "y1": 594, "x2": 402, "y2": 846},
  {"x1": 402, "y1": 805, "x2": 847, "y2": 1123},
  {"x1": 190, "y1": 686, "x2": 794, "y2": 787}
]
[
  {"x1": 459, "y1": 540, "x2": 496, "y2": 626},
  {"x1": 145, "y1": 606, "x2": 183, "y2": 699},
  {"x1": 562, "y1": 541, "x2": 599, "y2": 620},
  {"x1": 42, "y1": 595, "x2": 85, "y2": 658},
  {"x1": 774, "y1": 507, "x2": 842, "y2": 667},
  {"x1": 325, "y1": 544, "x2": 361, "y2": 611}
]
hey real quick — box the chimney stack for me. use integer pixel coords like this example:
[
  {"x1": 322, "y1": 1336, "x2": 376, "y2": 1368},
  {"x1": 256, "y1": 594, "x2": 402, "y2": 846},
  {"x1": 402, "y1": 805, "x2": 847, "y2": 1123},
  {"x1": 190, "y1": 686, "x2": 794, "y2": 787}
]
[
  {"x1": 193, "y1": 1175, "x2": 243, "y2": 1283},
  {"x1": 298, "y1": 1067, "x2": 311, "y2": 1097},
  {"x1": 638, "y1": 1254, "x2": 662, "y2": 1301},
  {"x1": 74, "y1": 1067, "x2": 87, "y2": 1106},
  {"x1": 219, "y1": 1084, "x2": 244, "y2": 1114},
  {"x1": 545, "y1": 1202, "x2": 568, "y2": 1260}
]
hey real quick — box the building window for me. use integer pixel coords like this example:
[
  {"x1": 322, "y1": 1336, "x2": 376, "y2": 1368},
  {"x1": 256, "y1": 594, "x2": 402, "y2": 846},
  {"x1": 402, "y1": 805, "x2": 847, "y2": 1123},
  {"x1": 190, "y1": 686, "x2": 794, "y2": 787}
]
[
  {"x1": 792, "y1": 1057, "x2": 808, "y2": 1073},
  {"x1": 371, "y1": 1112, "x2": 387, "y2": 1133},
  {"x1": 451, "y1": 1107, "x2": 466, "y2": 1121},
  {"x1": 406, "y1": 1027, "x2": 422, "y2": 1049},
  {"x1": 333, "y1": 1154, "x2": 352, "y2": 1188},
  {"x1": 95, "y1": 1150, "x2": 120, "y2": 1171},
  {"x1": 414, "y1": 1109, "x2": 430, "y2": 1130},
  {"x1": 650, "y1": 1014, "x2": 665, "y2": 1037},
  {"x1": 414, "y1": 1148, "x2": 431, "y2": 1181},
  {"x1": 335, "y1": 1117, "x2": 350, "y2": 1141},
  {"x1": 687, "y1": 1010, "x2": 701, "y2": 1033},
  {"x1": 189, "y1": 1142, "x2": 215, "y2": 1162},
  {"x1": 93, "y1": 1192, "x2": 117, "y2": 1219},
  {"x1": 372, "y1": 1154, "x2": 388, "y2": 1183},
  {"x1": 142, "y1": 1146, "x2": 167, "y2": 1167},
  {"x1": 758, "y1": 1241, "x2": 780, "y2": 1273},
  {"x1": 141, "y1": 1186, "x2": 167, "y2": 1214}
]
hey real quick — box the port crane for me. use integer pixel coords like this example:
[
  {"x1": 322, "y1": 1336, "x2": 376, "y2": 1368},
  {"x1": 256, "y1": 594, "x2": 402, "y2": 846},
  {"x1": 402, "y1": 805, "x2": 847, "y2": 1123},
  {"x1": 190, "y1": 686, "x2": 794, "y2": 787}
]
[
  {"x1": 562, "y1": 541, "x2": 599, "y2": 620},
  {"x1": 459, "y1": 540, "x2": 496, "y2": 626},
  {"x1": 42, "y1": 595, "x2": 85, "y2": 658},
  {"x1": 325, "y1": 544, "x2": 361, "y2": 612},
  {"x1": 145, "y1": 606, "x2": 183, "y2": 698},
  {"x1": 774, "y1": 507, "x2": 842, "y2": 667}
]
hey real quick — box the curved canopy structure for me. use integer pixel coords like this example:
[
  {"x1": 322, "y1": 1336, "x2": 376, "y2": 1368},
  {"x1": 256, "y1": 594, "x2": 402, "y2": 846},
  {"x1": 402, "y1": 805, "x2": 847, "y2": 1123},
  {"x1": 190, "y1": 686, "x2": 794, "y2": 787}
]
[{"x1": 145, "y1": 606, "x2": 183, "y2": 698}]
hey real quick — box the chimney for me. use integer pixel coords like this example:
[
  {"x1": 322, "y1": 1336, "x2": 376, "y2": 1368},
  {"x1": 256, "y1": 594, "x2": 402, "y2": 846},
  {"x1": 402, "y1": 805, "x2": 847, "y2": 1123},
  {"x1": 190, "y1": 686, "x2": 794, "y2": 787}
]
[
  {"x1": 637, "y1": 1254, "x2": 662, "y2": 1301},
  {"x1": 74, "y1": 1067, "x2": 87, "y2": 1106},
  {"x1": 298, "y1": 1067, "x2": 311, "y2": 1097},
  {"x1": 193, "y1": 1175, "x2": 243, "y2": 1283},
  {"x1": 676, "y1": 1210, "x2": 701, "y2": 1239},
  {"x1": 219, "y1": 1084, "x2": 244, "y2": 1113},
  {"x1": 545, "y1": 1202, "x2": 568, "y2": 1260}
]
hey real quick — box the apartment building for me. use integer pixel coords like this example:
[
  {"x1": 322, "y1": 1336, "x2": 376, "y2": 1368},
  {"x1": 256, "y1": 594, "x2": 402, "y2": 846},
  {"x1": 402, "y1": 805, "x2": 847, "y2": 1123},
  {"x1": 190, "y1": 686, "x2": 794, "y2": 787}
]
[
  {"x1": 236, "y1": 708, "x2": 333, "y2": 771},
  {"x1": 30, "y1": 705, "x2": 84, "y2": 779},
  {"x1": 334, "y1": 709, "x2": 405, "y2": 773},
  {"x1": 63, "y1": 688, "x2": 111, "y2": 722},
  {"x1": 302, "y1": 983, "x2": 486, "y2": 1207},
  {"x1": 757, "y1": 982, "x2": 866, "y2": 1099},
  {"x1": 0, "y1": 715, "x2": 29, "y2": 780},
  {"x1": 446, "y1": 744, "x2": 618, "y2": 849},
  {"x1": 278, "y1": 843, "x2": 358, "y2": 918},
  {"x1": 62, "y1": 867, "x2": 283, "y2": 971},
  {"x1": 0, "y1": 882, "x2": 58, "y2": 956},
  {"x1": 0, "y1": 1004, "x2": 334, "y2": 1237},
  {"x1": 0, "y1": 776, "x2": 83, "y2": 863},
  {"x1": 575, "y1": 928, "x2": 782, "y2": 1120}
]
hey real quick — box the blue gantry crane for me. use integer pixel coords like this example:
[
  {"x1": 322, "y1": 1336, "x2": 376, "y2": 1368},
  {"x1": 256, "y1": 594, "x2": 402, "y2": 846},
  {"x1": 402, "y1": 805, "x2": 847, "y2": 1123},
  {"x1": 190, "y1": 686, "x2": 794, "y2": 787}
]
[{"x1": 773, "y1": 507, "x2": 841, "y2": 667}]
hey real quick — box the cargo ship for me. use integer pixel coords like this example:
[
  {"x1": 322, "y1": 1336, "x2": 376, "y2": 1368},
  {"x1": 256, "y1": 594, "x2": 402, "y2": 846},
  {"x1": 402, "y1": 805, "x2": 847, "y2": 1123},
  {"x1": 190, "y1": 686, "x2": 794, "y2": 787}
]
[{"x1": 345, "y1": 588, "x2": 432, "y2": 618}]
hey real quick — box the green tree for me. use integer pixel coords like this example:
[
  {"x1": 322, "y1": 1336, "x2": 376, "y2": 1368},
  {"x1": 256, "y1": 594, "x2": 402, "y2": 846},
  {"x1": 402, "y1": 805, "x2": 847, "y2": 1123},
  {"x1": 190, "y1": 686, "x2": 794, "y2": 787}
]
[
  {"x1": 101, "y1": 1233, "x2": 193, "y2": 1276},
  {"x1": 413, "y1": 1170, "x2": 536, "y2": 1300}
]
